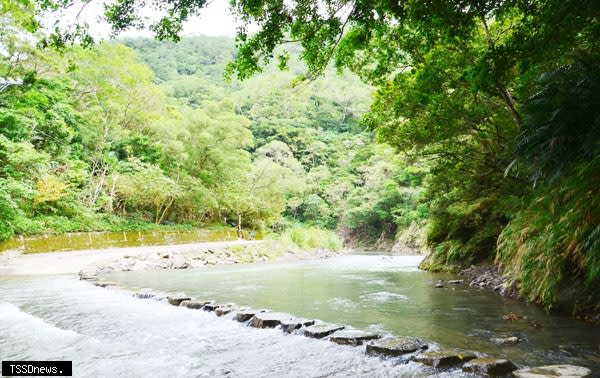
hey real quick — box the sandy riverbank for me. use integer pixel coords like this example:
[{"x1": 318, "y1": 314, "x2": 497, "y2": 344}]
[{"x1": 0, "y1": 240, "x2": 264, "y2": 276}]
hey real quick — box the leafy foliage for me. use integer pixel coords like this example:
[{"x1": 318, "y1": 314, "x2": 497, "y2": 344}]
[{"x1": 6, "y1": 0, "x2": 600, "y2": 312}]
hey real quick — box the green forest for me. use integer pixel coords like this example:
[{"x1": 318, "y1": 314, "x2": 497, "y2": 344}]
[{"x1": 2, "y1": 0, "x2": 599, "y2": 315}]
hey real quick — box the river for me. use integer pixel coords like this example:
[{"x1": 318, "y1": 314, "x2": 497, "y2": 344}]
[{"x1": 1, "y1": 254, "x2": 598, "y2": 377}]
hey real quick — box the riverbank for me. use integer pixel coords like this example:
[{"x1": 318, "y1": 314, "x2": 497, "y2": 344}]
[
  {"x1": 456, "y1": 264, "x2": 600, "y2": 324},
  {"x1": 0, "y1": 240, "x2": 262, "y2": 276},
  {"x1": 0, "y1": 239, "x2": 343, "y2": 277}
]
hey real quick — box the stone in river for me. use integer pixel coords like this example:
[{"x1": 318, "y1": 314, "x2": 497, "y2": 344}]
[
  {"x1": 280, "y1": 318, "x2": 315, "y2": 333},
  {"x1": 167, "y1": 295, "x2": 191, "y2": 306},
  {"x1": 448, "y1": 279, "x2": 463, "y2": 284},
  {"x1": 250, "y1": 312, "x2": 294, "y2": 328},
  {"x1": 462, "y1": 358, "x2": 517, "y2": 376},
  {"x1": 434, "y1": 282, "x2": 444, "y2": 288},
  {"x1": 512, "y1": 364, "x2": 592, "y2": 378},
  {"x1": 304, "y1": 324, "x2": 345, "y2": 338},
  {"x1": 202, "y1": 302, "x2": 220, "y2": 312},
  {"x1": 215, "y1": 305, "x2": 236, "y2": 317},
  {"x1": 366, "y1": 336, "x2": 428, "y2": 356},
  {"x1": 171, "y1": 254, "x2": 188, "y2": 269},
  {"x1": 235, "y1": 309, "x2": 265, "y2": 322},
  {"x1": 330, "y1": 330, "x2": 380, "y2": 346},
  {"x1": 491, "y1": 336, "x2": 522, "y2": 344},
  {"x1": 181, "y1": 300, "x2": 213, "y2": 309},
  {"x1": 414, "y1": 349, "x2": 477, "y2": 368}
]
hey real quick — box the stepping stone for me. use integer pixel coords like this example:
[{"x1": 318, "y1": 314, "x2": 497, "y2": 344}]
[
  {"x1": 235, "y1": 309, "x2": 265, "y2": 322},
  {"x1": 304, "y1": 323, "x2": 345, "y2": 338},
  {"x1": 180, "y1": 300, "x2": 213, "y2": 309},
  {"x1": 167, "y1": 295, "x2": 191, "y2": 306},
  {"x1": 250, "y1": 312, "x2": 294, "y2": 328},
  {"x1": 202, "y1": 302, "x2": 220, "y2": 311},
  {"x1": 367, "y1": 336, "x2": 428, "y2": 356},
  {"x1": 414, "y1": 349, "x2": 477, "y2": 368},
  {"x1": 462, "y1": 358, "x2": 517, "y2": 376},
  {"x1": 215, "y1": 305, "x2": 236, "y2": 317},
  {"x1": 512, "y1": 364, "x2": 592, "y2": 378},
  {"x1": 330, "y1": 330, "x2": 380, "y2": 346},
  {"x1": 280, "y1": 318, "x2": 315, "y2": 333}
]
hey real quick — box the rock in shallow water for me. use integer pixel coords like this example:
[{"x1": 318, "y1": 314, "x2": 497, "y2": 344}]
[
  {"x1": 215, "y1": 305, "x2": 236, "y2": 317},
  {"x1": 250, "y1": 312, "x2": 294, "y2": 328},
  {"x1": 171, "y1": 254, "x2": 188, "y2": 269},
  {"x1": 491, "y1": 336, "x2": 522, "y2": 344},
  {"x1": 366, "y1": 336, "x2": 428, "y2": 357},
  {"x1": 329, "y1": 330, "x2": 380, "y2": 346},
  {"x1": 304, "y1": 324, "x2": 345, "y2": 338},
  {"x1": 202, "y1": 303, "x2": 219, "y2": 311},
  {"x1": 462, "y1": 358, "x2": 517, "y2": 376},
  {"x1": 235, "y1": 309, "x2": 266, "y2": 322},
  {"x1": 280, "y1": 318, "x2": 315, "y2": 333},
  {"x1": 413, "y1": 349, "x2": 476, "y2": 368},
  {"x1": 180, "y1": 300, "x2": 213, "y2": 309},
  {"x1": 167, "y1": 295, "x2": 191, "y2": 306},
  {"x1": 512, "y1": 364, "x2": 592, "y2": 378}
]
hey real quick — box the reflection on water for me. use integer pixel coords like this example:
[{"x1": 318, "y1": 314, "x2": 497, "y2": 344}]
[
  {"x1": 0, "y1": 229, "x2": 263, "y2": 254},
  {"x1": 103, "y1": 255, "x2": 600, "y2": 372}
]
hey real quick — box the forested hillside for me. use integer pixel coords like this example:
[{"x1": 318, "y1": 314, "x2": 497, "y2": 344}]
[
  {"x1": 122, "y1": 37, "x2": 428, "y2": 246},
  {"x1": 3, "y1": 0, "x2": 599, "y2": 315},
  {"x1": 1, "y1": 33, "x2": 424, "y2": 249}
]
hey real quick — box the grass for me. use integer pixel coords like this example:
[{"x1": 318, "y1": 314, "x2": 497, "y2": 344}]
[{"x1": 276, "y1": 224, "x2": 344, "y2": 252}]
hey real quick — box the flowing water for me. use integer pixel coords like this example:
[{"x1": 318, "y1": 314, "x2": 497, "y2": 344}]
[{"x1": 1, "y1": 254, "x2": 599, "y2": 377}]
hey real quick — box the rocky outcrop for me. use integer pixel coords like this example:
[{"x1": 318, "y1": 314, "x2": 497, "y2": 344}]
[
  {"x1": 303, "y1": 323, "x2": 345, "y2": 338},
  {"x1": 458, "y1": 265, "x2": 517, "y2": 298},
  {"x1": 250, "y1": 312, "x2": 294, "y2": 328},
  {"x1": 413, "y1": 349, "x2": 477, "y2": 368},
  {"x1": 280, "y1": 318, "x2": 315, "y2": 333},
  {"x1": 512, "y1": 364, "x2": 592, "y2": 378},
  {"x1": 366, "y1": 336, "x2": 428, "y2": 357},
  {"x1": 462, "y1": 358, "x2": 517, "y2": 376},
  {"x1": 329, "y1": 330, "x2": 380, "y2": 346}
]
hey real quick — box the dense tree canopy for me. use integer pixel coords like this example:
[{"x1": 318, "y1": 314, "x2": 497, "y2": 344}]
[
  {"x1": 110, "y1": 0, "x2": 599, "y2": 312},
  {"x1": 2, "y1": 0, "x2": 599, "y2": 313}
]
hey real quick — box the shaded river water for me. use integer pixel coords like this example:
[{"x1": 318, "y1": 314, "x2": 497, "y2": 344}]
[{"x1": 1, "y1": 254, "x2": 599, "y2": 377}]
